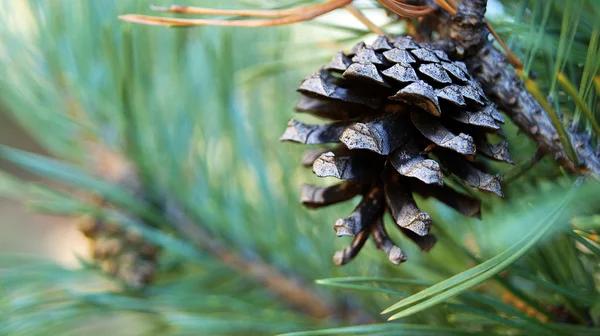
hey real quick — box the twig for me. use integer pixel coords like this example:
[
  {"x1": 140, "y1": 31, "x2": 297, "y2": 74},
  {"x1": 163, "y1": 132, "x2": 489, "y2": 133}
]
[
  {"x1": 377, "y1": 0, "x2": 435, "y2": 18},
  {"x1": 148, "y1": 4, "x2": 316, "y2": 17},
  {"x1": 119, "y1": 0, "x2": 352, "y2": 27}
]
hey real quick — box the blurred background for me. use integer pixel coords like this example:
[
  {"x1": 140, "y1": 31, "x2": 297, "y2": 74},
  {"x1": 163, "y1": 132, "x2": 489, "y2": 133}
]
[
  {"x1": 0, "y1": 0, "x2": 599, "y2": 335},
  {"x1": 0, "y1": 0, "x2": 390, "y2": 265}
]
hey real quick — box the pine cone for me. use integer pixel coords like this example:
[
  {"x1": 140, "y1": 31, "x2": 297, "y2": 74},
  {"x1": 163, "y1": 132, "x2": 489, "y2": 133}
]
[
  {"x1": 77, "y1": 143, "x2": 158, "y2": 287},
  {"x1": 78, "y1": 215, "x2": 158, "y2": 288},
  {"x1": 281, "y1": 36, "x2": 513, "y2": 266}
]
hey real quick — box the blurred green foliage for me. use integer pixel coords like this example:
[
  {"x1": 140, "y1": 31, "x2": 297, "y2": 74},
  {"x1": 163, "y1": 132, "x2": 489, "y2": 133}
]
[{"x1": 0, "y1": 0, "x2": 599, "y2": 335}]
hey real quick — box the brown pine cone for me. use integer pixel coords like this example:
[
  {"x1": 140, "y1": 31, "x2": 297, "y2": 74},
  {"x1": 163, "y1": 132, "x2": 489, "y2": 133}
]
[{"x1": 282, "y1": 35, "x2": 513, "y2": 265}]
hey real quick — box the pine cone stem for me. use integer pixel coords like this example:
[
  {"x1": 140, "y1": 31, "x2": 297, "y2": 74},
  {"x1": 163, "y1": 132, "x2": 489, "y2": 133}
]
[{"x1": 438, "y1": 0, "x2": 600, "y2": 178}]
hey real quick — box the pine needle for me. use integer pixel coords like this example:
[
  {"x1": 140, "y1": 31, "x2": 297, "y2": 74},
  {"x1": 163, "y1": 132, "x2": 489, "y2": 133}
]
[
  {"x1": 518, "y1": 70, "x2": 579, "y2": 166},
  {"x1": 557, "y1": 72, "x2": 600, "y2": 136}
]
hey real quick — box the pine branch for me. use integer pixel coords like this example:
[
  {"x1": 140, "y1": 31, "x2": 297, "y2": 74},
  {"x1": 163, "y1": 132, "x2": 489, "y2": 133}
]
[
  {"x1": 88, "y1": 142, "x2": 369, "y2": 321},
  {"x1": 162, "y1": 198, "x2": 337, "y2": 319},
  {"x1": 430, "y1": 0, "x2": 600, "y2": 178}
]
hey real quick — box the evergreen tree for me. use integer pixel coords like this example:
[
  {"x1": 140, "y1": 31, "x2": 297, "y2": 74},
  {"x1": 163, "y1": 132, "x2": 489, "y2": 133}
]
[{"x1": 1, "y1": 1, "x2": 599, "y2": 335}]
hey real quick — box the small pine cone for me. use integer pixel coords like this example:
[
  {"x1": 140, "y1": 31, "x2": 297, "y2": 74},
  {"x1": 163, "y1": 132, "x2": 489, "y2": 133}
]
[
  {"x1": 83, "y1": 219, "x2": 158, "y2": 288},
  {"x1": 281, "y1": 36, "x2": 514, "y2": 265},
  {"x1": 77, "y1": 144, "x2": 159, "y2": 287}
]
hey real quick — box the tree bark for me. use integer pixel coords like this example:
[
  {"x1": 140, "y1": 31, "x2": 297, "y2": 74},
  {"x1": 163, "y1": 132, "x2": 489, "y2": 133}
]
[{"x1": 431, "y1": 0, "x2": 600, "y2": 178}]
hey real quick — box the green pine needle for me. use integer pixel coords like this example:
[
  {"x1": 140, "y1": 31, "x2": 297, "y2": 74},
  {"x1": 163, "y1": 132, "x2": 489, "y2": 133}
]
[{"x1": 382, "y1": 186, "x2": 576, "y2": 319}]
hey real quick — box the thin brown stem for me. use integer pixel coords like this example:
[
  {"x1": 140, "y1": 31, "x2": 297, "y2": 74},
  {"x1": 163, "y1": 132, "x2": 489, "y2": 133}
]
[
  {"x1": 150, "y1": 5, "x2": 302, "y2": 17},
  {"x1": 149, "y1": 4, "x2": 315, "y2": 17},
  {"x1": 486, "y1": 22, "x2": 523, "y2": 69},
  {"x1": 120, "y1": 0, "x2": 352, "y2": 27},
  {"x1": 433, "y1": 0, "x2": 457, "y2": 15},
  {"x1": 345, "y1": 5, "x2": 385, "y2": 35},
  {"x1": 377, "y1": 0, "x2": 436, "y2": 19}
]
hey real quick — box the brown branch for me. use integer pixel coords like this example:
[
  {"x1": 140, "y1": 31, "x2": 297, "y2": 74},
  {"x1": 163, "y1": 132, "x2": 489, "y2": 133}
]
[
  {"x1": 433, "y1": 0, "x2": 600, "y2": 178},
  {"x1": 163, "y1": 199, "x2": 366, "y2": 320},
  {"x1": 377, "y1": 0, "x2": 436, "y2": 18}
]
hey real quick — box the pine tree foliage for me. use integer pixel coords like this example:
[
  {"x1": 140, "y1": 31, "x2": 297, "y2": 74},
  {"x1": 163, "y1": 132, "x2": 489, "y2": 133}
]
[{"x1": 0, "y1": 0, "x2": 599, "y2": 335}]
